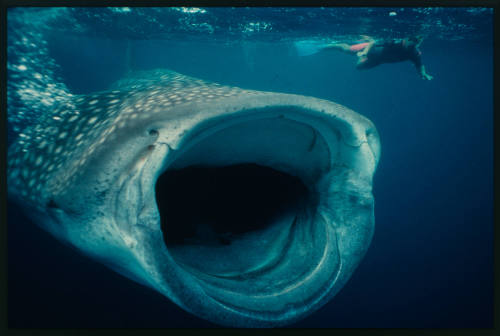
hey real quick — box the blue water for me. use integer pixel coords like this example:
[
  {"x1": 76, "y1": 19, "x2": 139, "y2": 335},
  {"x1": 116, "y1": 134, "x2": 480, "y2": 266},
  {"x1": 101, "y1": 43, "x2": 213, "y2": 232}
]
[{"x1": 7, "y1": 7, "x2": 493, "y2": 328}]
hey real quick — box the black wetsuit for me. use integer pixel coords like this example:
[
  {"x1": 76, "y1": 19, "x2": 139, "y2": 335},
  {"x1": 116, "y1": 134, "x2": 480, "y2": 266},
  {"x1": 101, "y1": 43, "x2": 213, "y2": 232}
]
[{"x1": 358, "y1": 39, "x2": 422, "y2": 70}]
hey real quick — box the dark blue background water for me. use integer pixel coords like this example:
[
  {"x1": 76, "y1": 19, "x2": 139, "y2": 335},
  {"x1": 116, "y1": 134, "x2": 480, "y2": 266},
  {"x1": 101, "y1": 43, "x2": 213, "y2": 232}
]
[{"x1": 7, "y1": 8, "x2": 493, "y2": 328}]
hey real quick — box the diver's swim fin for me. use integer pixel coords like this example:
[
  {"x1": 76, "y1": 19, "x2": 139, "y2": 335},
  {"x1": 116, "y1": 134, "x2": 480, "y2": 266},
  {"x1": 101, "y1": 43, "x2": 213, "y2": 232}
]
[{"x1": 294, "y1": 40, "x2": 333, "y2": 57}]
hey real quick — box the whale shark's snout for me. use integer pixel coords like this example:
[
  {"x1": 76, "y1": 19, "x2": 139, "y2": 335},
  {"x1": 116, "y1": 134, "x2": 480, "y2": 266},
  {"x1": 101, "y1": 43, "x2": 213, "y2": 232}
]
[{"x1": 7, "y1": 69, "x2": 380, "y2": 327}]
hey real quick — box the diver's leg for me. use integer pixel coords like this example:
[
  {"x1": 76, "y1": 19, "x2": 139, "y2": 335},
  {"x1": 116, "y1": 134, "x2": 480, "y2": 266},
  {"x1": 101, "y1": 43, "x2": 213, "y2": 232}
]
[
  {"x1": 356, "y1": 57, "x2": 368, "y2": 69},
  {"x1": 322, "y1": 43, "x2": 356, "y2": 54},
  {"x1": 355, "y1": 57, "x2": 378, "y2": 70},
  {"x1": 359, "y1": 35, "x2": 376, "y2": 43},
  {"x1": 357, "y1": 42, "x2": 374, "y2": 57}
]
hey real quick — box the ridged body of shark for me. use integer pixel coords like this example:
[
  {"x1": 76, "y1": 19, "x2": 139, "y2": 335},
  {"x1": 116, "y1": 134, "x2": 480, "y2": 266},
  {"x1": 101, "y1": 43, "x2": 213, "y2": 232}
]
[{"x1": 7, "y1": 69, "x2": 380, "y2": 327}]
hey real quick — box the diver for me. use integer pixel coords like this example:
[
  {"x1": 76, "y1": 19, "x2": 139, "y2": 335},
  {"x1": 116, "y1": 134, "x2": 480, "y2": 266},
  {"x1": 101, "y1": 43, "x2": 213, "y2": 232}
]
[{"x1": 297, "y1": 36, "x2": 433, "y2": 80}]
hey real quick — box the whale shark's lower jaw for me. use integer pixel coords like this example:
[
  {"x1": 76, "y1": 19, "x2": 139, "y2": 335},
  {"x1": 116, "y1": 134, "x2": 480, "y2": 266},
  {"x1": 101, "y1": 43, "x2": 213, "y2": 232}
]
[{"x1": 8, "y1": 80, "x2": 379, "y2": 327}]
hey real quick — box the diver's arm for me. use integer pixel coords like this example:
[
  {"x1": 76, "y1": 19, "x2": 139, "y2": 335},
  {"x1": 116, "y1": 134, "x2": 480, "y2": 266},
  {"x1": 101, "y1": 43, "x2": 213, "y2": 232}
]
[
  {"x1": 412, "y1": 52, "x2": 433, "y2": 80},
  {"x1": 417, "y1": 65, "x2": 433, "y2": 80}
]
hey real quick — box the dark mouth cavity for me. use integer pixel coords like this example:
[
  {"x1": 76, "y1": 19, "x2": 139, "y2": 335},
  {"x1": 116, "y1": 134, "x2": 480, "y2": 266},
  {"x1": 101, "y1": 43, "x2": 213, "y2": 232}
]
[
  {"x1": 152, "y1": 113, "x2": 332, "y2": 297},
  {"x1": 156, "y1": 163, "x2": 310, "y2": 247}
]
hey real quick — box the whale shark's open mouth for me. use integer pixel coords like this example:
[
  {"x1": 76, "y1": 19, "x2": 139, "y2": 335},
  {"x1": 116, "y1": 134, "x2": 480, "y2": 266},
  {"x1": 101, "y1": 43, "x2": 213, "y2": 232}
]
[
  {"x1": 149, "y1": 107, "x2": 352, "y2": 325},
  {"x1": 158, "y1": 163, "x2": 316, "y2": 281}
]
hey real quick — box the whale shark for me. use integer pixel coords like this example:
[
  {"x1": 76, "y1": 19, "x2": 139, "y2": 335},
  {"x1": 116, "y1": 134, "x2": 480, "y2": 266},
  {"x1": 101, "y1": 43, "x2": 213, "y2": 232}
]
[{"x1": 7, "y1": 69, "x2": 380, "y2": 327}]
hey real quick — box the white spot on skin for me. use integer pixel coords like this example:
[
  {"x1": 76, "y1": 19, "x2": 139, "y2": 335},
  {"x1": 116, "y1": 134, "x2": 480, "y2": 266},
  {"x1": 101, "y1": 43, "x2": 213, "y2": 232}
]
[
  {"x1": 53, "y1": 116, "x2": 61, "y2": 121},
  {"x1": 109, "y1": 99, "x2": 119, "y2": 104},
  {"x1": 88, "y1": 116, "x2": 98, "y2": 124},
  {"x1": 75, "y1": 133, "x2": 83, "y2": 141},
  {"x1": 59, "y1": 132, "x2": 67, "y2": 139},
  {"x1": 68, "y1": 115, "x2": 78, "y2": 122},
  {"x1": 54, "y1": 146, "x2": 62, "y2": 154},
  {"x1": 89, "y1": 99, "x2": 98, "y2": 105},
  {"x1": 10, "y1": 169, "x2": 19, "y2": 179},
  {"x1": 17, "y1": 64, "x2": 27, "y2": 71}
]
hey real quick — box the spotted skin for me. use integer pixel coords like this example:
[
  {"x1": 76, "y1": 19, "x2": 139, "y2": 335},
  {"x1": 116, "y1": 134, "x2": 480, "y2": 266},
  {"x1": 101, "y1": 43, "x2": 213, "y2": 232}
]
[{"x1": 8, "y1": 69, "x2": 258, "y2": 210}]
